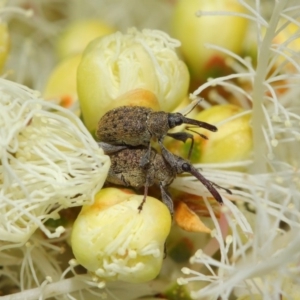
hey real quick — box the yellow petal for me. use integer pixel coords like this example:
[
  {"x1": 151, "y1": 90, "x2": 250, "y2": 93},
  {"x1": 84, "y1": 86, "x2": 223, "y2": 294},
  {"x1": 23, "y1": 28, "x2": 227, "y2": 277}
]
[{"x1": 175, "y1": 201, "x2": 211, "y2": 233}]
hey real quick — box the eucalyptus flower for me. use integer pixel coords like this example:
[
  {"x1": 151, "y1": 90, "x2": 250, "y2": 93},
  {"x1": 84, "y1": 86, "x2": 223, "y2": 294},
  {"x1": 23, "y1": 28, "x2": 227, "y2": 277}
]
[
  {"x1": 2, "y1": 0, "x2": 300, "y2": 299},
  {"x1": 175, "y1": 0, "x2": 300, "y2": 298},
  {"x1": 71, "y1": 188, "x2": 172, "y2": 283},
  {"x1": 77, "y1": 27, "x2": 190, "y2": 132},
  {"x1": 0, "y1": 78, "x2": 110, "y2": 249},
  {"x1": 56, "y1": 19, "x2": 115, "y2": 59}
]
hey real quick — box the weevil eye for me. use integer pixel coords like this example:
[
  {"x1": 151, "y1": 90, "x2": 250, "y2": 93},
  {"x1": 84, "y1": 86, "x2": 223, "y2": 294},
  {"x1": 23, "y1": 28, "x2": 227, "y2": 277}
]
[
  {"x1": 182, "y1": 163, "x2": 191, "y2": 172},
  {"x1": 168, "y1": 113, "x2": 183, "y2": 128}
]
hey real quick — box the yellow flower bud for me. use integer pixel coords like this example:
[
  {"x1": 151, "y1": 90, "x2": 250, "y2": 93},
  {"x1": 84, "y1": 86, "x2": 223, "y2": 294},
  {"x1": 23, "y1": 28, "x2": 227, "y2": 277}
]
[
  {"x1": 43, "y1": 54, "x2": 81, "y2": 115},
  {"x1": 56, "y1": 19, "x2": 115, "y2": 59},
  {"x1": 0, "y1": 21, "x2": 9, "y2": 71},
  {"x1": 71, "y1": 188, "x2": 172, "y2": 283},
  {"x1": 77, "y1": 28, "x2": 190, "y2": 132},
  {"x1": 195, "y1": 104, "x2": 252, "y2": 163},
  {"x1": 171, "y1": 0, "x2": 249, "y2": 79},
  {"x1": 109, "y1": 88, "x2": 161, "y2": 111},
  {"x1": 167, "y1": 104, "x2": 252, "y2": 164}
]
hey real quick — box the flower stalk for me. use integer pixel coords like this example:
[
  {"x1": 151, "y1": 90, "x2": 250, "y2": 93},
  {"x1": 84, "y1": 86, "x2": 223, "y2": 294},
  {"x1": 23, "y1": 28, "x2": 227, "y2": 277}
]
[{"x1": 251, "y1": 0, "x2": 290, "y2": 173}]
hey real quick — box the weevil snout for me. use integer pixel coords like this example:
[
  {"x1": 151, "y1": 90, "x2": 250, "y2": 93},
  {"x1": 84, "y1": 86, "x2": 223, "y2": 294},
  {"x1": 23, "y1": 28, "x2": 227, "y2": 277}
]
[
  {"x1": 167, "y1": 112, "x2": 218, "y2": 133},
  {"x1": 182, "y1": 116, "x2": 218, "y2": 132},
  {"x1": 162, "y1": 146, "x2": 231, "y2": 205},
  {"x1": 188, "y1": 165, "x2": 232, "y2": 205}
]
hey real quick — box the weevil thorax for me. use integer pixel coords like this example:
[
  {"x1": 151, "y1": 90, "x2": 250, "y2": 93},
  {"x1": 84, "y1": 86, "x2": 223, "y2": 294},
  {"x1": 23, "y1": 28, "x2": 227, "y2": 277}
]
[
  {"x1": 152, "y1": 152, "x2": 176, "y2": 186},
  {"x1": 160, "y1": 146, "x2": 191, "y2": 175},
  {"x1": 96, "y1": 106, "x2": 153, "y2": 146},
  {"x1": 147, "y1": 111, "x2": 171, "y2": 139},
  {"x1": 172, "y1": 155, "x2": 191, "y2": 175}
]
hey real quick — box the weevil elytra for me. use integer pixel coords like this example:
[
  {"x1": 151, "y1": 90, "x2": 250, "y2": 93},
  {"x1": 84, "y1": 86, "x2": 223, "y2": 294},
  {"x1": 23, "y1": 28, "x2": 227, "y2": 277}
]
[
  {"x1": 100, "y1": 142, "x2": 231, "y2": 215},
  {"x1": 96, "y1": 105, "x2": 217, "y2": 167}
]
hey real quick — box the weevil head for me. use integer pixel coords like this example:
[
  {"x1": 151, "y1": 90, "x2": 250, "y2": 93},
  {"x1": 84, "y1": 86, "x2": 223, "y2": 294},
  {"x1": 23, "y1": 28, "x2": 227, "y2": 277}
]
[
  {"x1": 181, "y1": 161, "x2": 192, "y2": 173},
  {"x1": 168, "y1": 113, "x2": 218, "y2": 132},
  {"x1": 160, "y1": 145, "x2": 192, "y2": 175},
  {"x1": 167, "y1": 113, "x2": 184, "y2": 129},
  {"x1": 173, "y1": 155, "x2": 192, "y2": 174}
]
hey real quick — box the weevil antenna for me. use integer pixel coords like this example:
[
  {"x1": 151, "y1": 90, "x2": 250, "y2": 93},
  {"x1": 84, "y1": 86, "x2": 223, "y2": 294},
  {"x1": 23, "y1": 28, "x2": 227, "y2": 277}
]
[
  {"x1": 179, "y1": 97, "x2": 203, "y2": 116},
  {"x1": 186, "y1": 126, "x2": 209, "y2": 140}
]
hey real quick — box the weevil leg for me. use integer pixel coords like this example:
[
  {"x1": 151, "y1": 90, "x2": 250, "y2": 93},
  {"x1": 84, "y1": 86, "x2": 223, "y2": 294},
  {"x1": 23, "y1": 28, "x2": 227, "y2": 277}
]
[
  {"x1": 106, "y1": 170, "x2": 130, "y2": 187},
  {"x1": 137, "y1": 173, "x2": 151, "y2": 212},
  {"x1": 167, "y1": 132, "x2": 194, "y2": 160},
  {"x1": 98, "y1": 142, "x2": 128, "y2": 154},
  {"x1": 186, "y1": 126, "x2": 209, "y2": 140},
  {"x1": 159, "y1": 140, "x2": 178, "y2": 168},
  {"x1": 139, "y1": 142, "x2": 152, "y2": 167},
  {"x1": 120, "y1": 174, "x2": 129, "y2": 186},
  {"x1": 167, "y1": 132, "x2": 193, "y2": 143},
  {"x1": 137, "y1": 184, "x2": 149, "y2": 212},
  {"x1": 159, "y1": 182, "x2": 174, "y2": 217}
]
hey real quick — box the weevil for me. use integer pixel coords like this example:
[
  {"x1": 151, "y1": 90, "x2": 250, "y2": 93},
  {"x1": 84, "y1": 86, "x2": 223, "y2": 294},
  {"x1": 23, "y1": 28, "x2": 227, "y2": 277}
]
[
  {"x1": 100, "y1": 142, "x2": 231, "y2": 215},
  {"x1": 96, "y1": 105, "x2": 217, "y2": 167}
]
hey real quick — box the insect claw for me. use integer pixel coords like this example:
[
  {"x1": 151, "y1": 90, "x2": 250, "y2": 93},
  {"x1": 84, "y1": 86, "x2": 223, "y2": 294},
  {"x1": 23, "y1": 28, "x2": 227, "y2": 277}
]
[
  {"x1": 211, "y1": 182, "x2": 233, "y2": 195},
  {"x1": 138, "y1": 180, "x2": 150, "y2": 212},
  {"x1": 159, "y1": 182, "x2": 174, "y2": 217},
  {"x1": 138, "y1": 193, "x2": 147, "y2": 213},
  {"x1": 187, "y1": 137, "x2": 194, "y2": 160}
]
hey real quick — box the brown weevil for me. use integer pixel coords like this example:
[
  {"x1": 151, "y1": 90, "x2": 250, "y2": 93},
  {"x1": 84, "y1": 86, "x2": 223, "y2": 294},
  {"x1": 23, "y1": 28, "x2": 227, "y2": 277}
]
[
  {"x1": 99, "y1": 142, "x2": 231, "y2": 215},
  {"x1": 96, "y1": 105, "x2": 217, "y2": 167}
]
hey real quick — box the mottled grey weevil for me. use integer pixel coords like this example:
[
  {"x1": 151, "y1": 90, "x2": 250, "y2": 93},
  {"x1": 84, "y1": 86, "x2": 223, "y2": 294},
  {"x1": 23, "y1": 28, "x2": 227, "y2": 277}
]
[
  {"x1": 96, "y1": 105, "x2": 217, "y2": 167},
  {"x1": 100, "y1": 142, "x2": 231, "y2": 215}
]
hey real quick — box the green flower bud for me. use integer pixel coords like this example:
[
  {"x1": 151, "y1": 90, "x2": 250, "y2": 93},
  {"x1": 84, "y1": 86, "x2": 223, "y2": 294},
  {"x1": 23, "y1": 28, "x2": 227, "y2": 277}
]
[
  {"x1": 171, "y1": 0, "x2": 249, "y2": 79},
  {"x1": 43, "y1": 54, "x2": 81, "y2": 115},
  {"x1": 0, "y1": 21, "x2": 9, "y2": 71},
  {"x1": 56, "y1": 19, "x2": 115, "y2": 59},
  {"x1": 167, "y1": 104, "x2": 252, "y2": 165}
]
